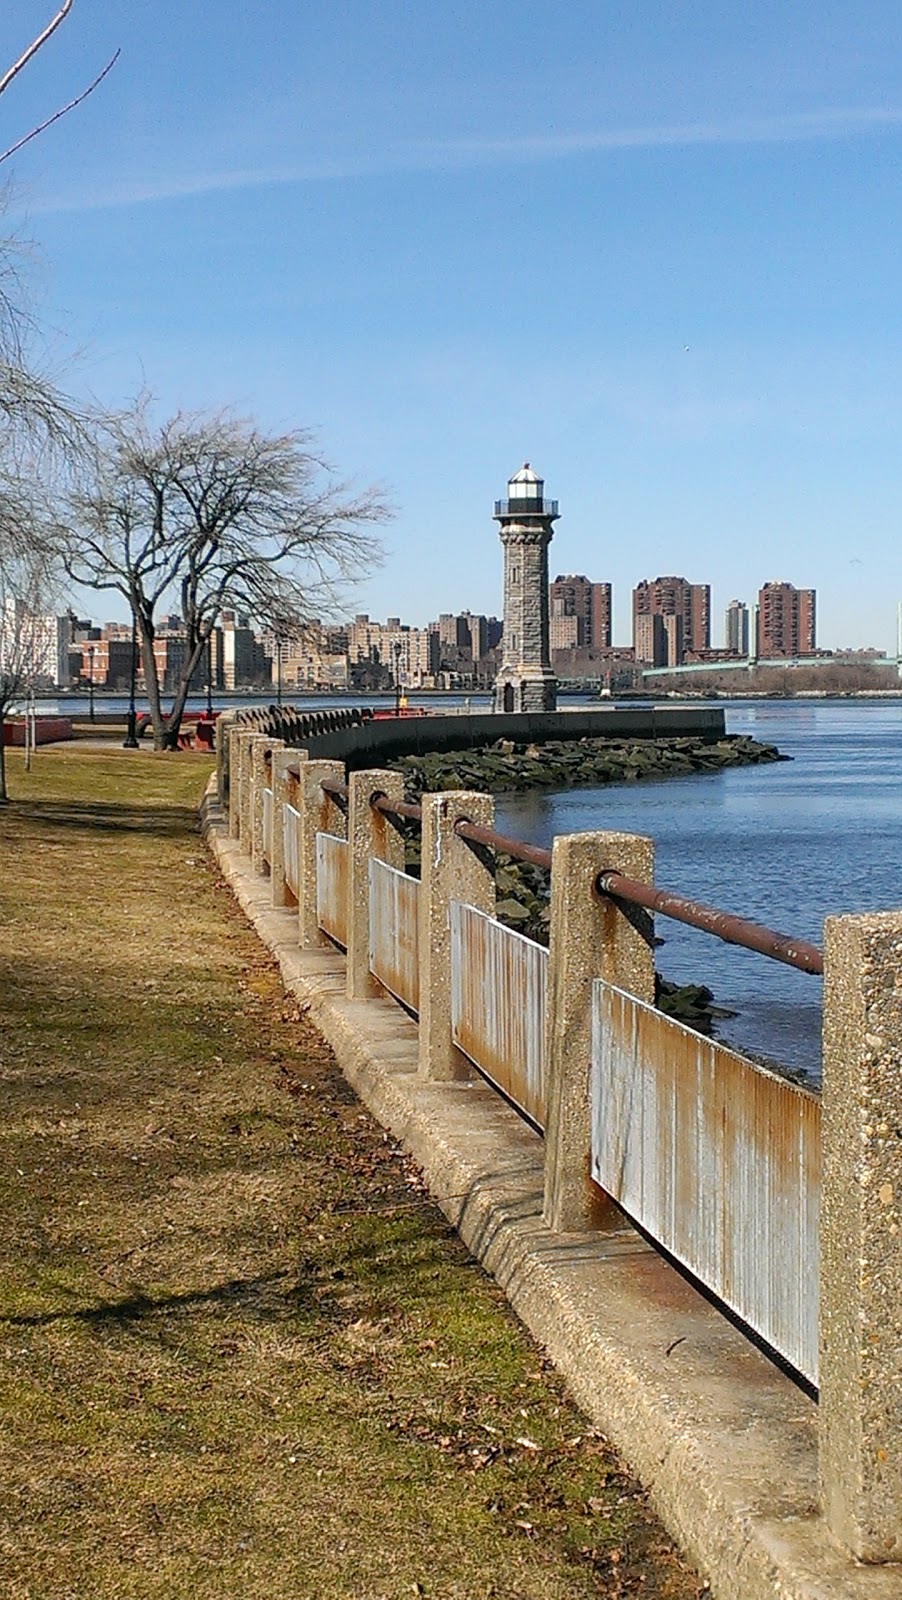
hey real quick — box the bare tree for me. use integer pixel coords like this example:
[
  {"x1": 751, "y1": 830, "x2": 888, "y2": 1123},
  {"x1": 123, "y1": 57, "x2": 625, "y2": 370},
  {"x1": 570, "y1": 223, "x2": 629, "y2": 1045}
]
[{"x1": 64, "y1": 402, "x2": 389, "y2": 747}]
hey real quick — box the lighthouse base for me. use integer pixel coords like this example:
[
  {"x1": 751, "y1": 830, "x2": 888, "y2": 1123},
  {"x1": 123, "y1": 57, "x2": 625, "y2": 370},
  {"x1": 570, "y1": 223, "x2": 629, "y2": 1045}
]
[{"x1": 493, "y1": 669, "x2": 558, "y2": 714}]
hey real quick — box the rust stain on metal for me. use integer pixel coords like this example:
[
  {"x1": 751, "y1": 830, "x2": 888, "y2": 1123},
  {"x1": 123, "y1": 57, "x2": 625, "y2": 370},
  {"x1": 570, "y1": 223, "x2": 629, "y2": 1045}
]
[
  {"x1": 316, "y1": 832, "x2": 349, "y2": 948},
  {"x1": 590, "y1": 981, "x2": 820, "y2": 1385},
  {"x1": 369, "y1": 858, "x2": 420, "y2": 1011},
  {"x1": 450, "y1": 902, "x2": 547, "y2": 1130}
]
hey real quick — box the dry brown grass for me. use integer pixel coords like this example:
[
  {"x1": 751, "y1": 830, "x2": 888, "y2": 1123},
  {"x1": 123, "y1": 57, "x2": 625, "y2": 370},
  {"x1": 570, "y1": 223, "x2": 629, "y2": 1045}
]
[{"x1": 0, "y1": 745, "x2": 703, "y2": 1600}]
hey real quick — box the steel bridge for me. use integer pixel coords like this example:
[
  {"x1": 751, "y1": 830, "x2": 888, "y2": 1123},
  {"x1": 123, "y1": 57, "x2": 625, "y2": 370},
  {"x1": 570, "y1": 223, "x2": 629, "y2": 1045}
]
[{"x1": 641, "y1": 654, "x2": 902, "y2": 682}]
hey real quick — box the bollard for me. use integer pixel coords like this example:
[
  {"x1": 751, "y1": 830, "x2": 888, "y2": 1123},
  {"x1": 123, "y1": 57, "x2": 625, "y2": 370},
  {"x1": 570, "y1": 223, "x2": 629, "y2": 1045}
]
[
  {"x1": 297, "y1": 760, "x2": 345, "y2": 950},
  {"x1": 418, "y1": 790, "x2": 494, "y2": 1082},
  {"x1": 543, "y1": 831, "x2": 654, "y2": 1235},
  {"x1": 270, "y1": 750, "x2": 307, "y2": 908},
  {"x1": 819, "y1": 911, "x2": 902, "y2": 1562},
  {"x1": 347, "y1": 770, "x2": 405, "y2": 1001}
]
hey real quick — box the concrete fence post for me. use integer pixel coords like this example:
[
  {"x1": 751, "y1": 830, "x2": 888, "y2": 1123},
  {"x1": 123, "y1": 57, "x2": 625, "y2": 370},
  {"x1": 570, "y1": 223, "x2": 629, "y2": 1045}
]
[
  {"x1": 216, "y1": 711, "x2": 237, "y2": 809},
  {"x1": 819, "y1": 911, "x2": 902, "y2": 1563},
  {"x1": 251, "y1": 737, "x2": 283, "y2": 875},
  {"x1": 418, "y1": 790, "x2": 495, "y2": 1082},
  {"x1": 227, "y1": 724, "x2": 245, "y2": 838},
  {"x1": 270, "y1": 750, "x2": 307, "y2": 908},
  {"x1": 239, "y1": 731, "x2": 262, "y2": 850},
  {"x1": 543, "y1": 830, "x2": 654, "y2": 1235},
  {"x1": 347, "y1": 769, "x2": 405, "y2": 1001},
  {"x1": 298, "y1": 759, "x2": 346, "y2": 950}
]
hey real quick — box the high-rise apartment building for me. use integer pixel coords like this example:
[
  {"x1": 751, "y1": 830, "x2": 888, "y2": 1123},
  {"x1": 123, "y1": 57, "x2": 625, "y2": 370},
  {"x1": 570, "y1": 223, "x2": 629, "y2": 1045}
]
[
  {"x1": 633, "y1": 613, "x2": 667, "y2": 668},
  {"x1": 724, "y1": 600, "x2": 750, "y2": 657},
  {"x1": 549, "y1": 575, "x2": 612, "y2": 651},
  {"x1": 756, "y1": 582, "x2": 816, "y2": 658},
  {"x1": 632, "y1": 576, "x2": 710, "y2": 663}
]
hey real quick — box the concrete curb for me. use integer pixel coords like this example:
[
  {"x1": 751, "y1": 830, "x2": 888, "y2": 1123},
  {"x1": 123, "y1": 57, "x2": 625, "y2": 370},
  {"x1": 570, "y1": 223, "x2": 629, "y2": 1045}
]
[{"x1": 201, "y1": 783, "x2": 899, "y2": 1600}]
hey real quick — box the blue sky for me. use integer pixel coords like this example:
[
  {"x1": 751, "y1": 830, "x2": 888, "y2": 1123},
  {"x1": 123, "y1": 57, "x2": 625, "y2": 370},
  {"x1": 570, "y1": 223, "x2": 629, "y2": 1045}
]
[{"x1": 5, "y1": 0, "x2": 902, "y2": 648}]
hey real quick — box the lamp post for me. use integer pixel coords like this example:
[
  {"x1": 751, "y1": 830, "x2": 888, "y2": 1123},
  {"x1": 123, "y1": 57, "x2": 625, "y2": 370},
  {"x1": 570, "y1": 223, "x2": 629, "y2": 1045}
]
[
  {"x1": 275, "y1": 634, "x2": 283, "y2": 706},
  {"x1": 393, "y1": 640, "x2": 402, "y2": 717},
  {"x1": 205, "y1": 631, "x2": 214, "y2": 718},
  {"x1": 87, "y1": 644, "x2": 96, "y2": 723},
  {"x1": 123, "y1": 614, "x2": 139, "y2": 747}
]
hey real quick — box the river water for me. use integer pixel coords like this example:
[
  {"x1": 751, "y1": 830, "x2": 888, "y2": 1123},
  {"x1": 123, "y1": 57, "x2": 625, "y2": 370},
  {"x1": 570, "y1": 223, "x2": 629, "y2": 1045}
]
[{"x1": 496, "y1": 700, "x2": 902, "y2": 1081}]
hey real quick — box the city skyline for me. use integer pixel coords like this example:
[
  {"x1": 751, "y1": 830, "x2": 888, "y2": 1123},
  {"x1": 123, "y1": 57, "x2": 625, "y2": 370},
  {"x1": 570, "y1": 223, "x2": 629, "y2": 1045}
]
[{"x1": 6, "y1": 3, "x2": 902, "y2": 650}]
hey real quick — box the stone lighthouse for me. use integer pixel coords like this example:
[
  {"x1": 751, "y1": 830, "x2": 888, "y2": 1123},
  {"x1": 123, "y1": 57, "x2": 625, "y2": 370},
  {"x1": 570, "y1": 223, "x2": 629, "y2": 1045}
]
[{"x1": 493, "y1": 463, "x2": 558, "y2": 713}]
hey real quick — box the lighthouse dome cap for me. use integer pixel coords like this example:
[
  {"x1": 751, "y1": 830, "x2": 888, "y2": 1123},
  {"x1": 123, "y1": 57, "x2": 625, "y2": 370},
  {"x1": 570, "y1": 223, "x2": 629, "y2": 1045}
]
[{"x1": 508, "y1": 462, "x2": 542, "y2": 485}]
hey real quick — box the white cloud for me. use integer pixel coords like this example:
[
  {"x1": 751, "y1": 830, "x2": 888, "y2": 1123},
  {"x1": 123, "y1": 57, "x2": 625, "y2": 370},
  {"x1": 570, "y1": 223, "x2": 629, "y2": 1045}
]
[{"x1": 26, "y1": 104, "x2": 902, "y2": 216}]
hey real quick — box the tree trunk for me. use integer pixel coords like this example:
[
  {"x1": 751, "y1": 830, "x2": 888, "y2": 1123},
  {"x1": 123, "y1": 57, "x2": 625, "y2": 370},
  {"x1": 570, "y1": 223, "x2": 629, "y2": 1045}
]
[
  {"x1": 0, "y1": 716, "x2": 8, "y2": 802},
  {"x1": 162, "y1": 635, "x2": 208, "y2": 750},
  {"x1": 138, "y1": 622, "x2": 165, "y2": 749}
]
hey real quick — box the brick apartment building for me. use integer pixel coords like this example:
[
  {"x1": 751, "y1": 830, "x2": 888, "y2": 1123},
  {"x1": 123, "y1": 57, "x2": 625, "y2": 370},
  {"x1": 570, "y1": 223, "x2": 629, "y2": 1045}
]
[
  {"x1": 756, "y1": 582, "x2": 816, "y2": 658},
  {"x1": 549, "y1": 575, "x2": 612, "y2": 653},
  {"x1": 632, "y1": 576, "x2": 710, "y2": 665}
]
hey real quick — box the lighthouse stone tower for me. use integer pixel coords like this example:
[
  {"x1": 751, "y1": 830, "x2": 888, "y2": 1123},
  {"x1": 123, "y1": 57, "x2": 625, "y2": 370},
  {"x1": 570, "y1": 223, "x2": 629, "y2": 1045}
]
[{"x1": 493, "y1": 464, "x2": 559, "y2": 713}]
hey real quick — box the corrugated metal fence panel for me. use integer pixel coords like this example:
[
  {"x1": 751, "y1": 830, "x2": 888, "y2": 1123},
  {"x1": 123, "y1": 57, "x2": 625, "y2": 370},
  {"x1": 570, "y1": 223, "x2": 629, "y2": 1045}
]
[
  {"x1": 316, "y1": 832, "x2": 348, "y2": 948},
  {"x1": 282, "y1": 802, "x2": 300, "y2": 898},
  {"x1": 450, "y1": 901, "x2": 547, "y2": 1130},
  {"x1": 590, "y1": 981, "x2": 821, "y2": 1385},
  {"x1": 262, "y1": 787, "x2": 273, "y2": 864},
  {"x1": 368, "y1": 858, "x2": 420, "y2": 1012}
]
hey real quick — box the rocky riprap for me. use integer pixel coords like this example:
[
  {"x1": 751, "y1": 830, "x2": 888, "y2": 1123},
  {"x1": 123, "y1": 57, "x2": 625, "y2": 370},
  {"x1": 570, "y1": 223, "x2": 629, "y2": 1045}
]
[
  {"x1": 388, "y1": 732, "x2": 786, "y2": 1037},
  {"x1": 387, "y1": 731, "x2": 786, "y2": 799}
]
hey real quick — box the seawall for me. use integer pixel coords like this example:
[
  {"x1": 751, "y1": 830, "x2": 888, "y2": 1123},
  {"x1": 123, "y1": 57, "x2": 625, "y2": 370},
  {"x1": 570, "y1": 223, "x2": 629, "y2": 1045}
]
[{"x1": 249, "y1": 702, "x2": 725, "y2": 767}]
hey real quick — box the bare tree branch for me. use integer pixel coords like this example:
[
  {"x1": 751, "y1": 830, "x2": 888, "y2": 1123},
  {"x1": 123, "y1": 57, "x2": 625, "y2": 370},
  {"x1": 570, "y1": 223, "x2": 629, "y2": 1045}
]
[
  {"x1": 0, "y1": 1, "x2": 73, "y2": 100},
  {"x1": 0, "y1": 47, "x2": 121, "y2": 167}
]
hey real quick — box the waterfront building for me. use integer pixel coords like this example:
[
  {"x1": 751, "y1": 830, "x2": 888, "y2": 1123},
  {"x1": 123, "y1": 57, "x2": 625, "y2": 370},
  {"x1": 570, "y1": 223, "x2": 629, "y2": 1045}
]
[
  {"x1": 220, "y1": 611, "x2": 270, "y2": 688},
  {"x1": 262, "y1": 623, "x2": 349, "y2": 691},
  {"x1": 347, "y1": 614, "x2": 434, "y2": 689},
  {"x1": 549, "y1": 575, "x2": 612, "y2": 651},
  {"x1": 757, "y1": 582, "x2": 816, "y2": 658},
  {"x1": 634, "y1": 612, "x2": 667, "y2": 667},
  {"x1": 632, "y1": 576, "x2": 710, "y2": 663},
  {"x1": 0, "y1": 599, "x2": 58, "y2": 687},
  {"x1": 493, "y1": 464, "x2": 558, "y2": 713},
  {"x1": 725, "y1": 599, "x2": 750, "y2": 656}
]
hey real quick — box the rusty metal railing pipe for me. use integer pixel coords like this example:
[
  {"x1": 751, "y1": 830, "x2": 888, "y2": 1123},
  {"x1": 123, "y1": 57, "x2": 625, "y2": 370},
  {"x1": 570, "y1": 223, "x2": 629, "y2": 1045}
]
[
  {"x1": 372, "y1": 794, "x2": 424, "y2": 824},
  {"x1": 453, "y1": 817, "x2": 553, "y2": 873},
  {"x1": 596, "y1": 870, "x2": 824, "y2": 976},
  {"x1": 321, "y1": 777, "x2": 349, "y2": 801}
]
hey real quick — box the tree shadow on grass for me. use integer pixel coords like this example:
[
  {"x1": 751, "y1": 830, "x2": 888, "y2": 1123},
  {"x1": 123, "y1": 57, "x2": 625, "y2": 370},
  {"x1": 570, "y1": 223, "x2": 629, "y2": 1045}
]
[
  {"x1": 0, "y1": 1271, "x2": 318, "y2": 1331},
  {"x1": 7, "y1": 799, "x2": 200, "y2": 839}
]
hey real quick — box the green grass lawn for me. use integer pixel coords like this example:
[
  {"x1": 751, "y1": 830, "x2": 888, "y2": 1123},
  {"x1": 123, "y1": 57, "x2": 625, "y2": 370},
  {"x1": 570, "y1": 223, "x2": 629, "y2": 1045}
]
[{"x1": 0, "y1": 745, "x2": 701, "y2": 1599}]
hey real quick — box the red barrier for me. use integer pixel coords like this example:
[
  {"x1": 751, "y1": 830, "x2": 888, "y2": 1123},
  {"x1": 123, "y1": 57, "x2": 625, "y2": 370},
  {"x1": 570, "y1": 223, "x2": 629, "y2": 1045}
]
[{"x1": 3, "y1": 717, "x2": 73, "y2": 747}]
